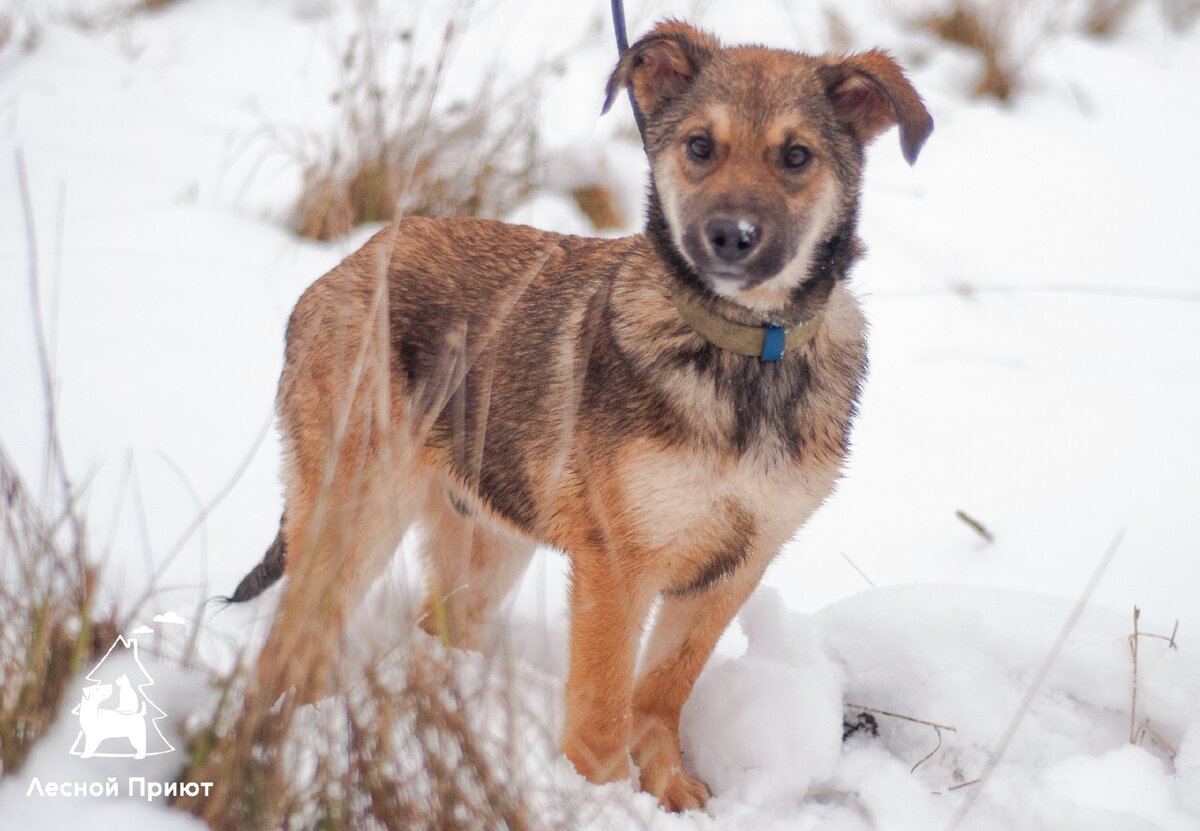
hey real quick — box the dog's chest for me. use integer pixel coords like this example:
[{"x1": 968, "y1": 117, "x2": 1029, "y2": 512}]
[{"x1": 616, "y1": 439, "x2": 839, "y2": 562}]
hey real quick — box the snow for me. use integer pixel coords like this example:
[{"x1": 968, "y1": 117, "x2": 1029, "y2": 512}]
[{"x1": 1, "y1": 0, "x2": 1198, "y2": 828}]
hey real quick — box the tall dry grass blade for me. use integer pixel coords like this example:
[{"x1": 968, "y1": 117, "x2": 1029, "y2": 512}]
[
  {"x1": 1, "y1": 152, "x2": 120, "y2": 777},
  {"x1": 945, "y1": 530, "x2": 1124, "y2": 829}
]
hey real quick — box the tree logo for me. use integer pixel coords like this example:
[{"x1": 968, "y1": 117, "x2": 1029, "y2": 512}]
[{"x1": 69, "y1": 635, "x2": 174, "y2": 759}]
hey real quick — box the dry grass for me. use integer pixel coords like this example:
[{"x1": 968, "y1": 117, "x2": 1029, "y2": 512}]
[
  {"x1": 918, "y1": 2, "x2": 1017, "y2": 102},
  {"x1": 1083, "y1": 0, "x2": 1200, "y2": 34},
  {"x1": 292, "y1": 4, "x2": 542, "y2": 241},
  {"x1": 173, "y1": 456, "x2": 536, "y2": 827},
  {"x1": 0, "y1": 153, "x2": 122, "y2": 779},
  {"x1": 5, "y1": 149, "x2": 541, "y2": 827},
  {"x1": 571, "y1": 185, "x2": 624, "y2": 232},
  {"x1": 0, "y1": 451, "x2": 121, "y2": 777},
  {"x1": 916, "y1": 0, "x2": 1199, "y2": 101},
  {"x1": 1162, "y1": 0, "x2": 1200, "y2": 29},
  {"x1": 1127, "y1": 606, "x2": 1181, "y2": 758},
  {"x1": 1082, "y1": 0, "x2": 1142, "y2": 36},
  {"x1": 0, "y1": 9, "x2": 39, "y2": 53},
  {"x1": 823, "y1": 5, "x2": 856, "y2": 54},
  {"x1": 170, "y1": 219, "x2": 545, "y2": 825},
  {"x1": 276, "y1": 649, "x2": 530, "y2": 830}
]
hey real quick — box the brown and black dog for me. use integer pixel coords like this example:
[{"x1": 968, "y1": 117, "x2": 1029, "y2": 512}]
[{"x1": 230, "y1": 20, "x2": 931, "y2": 812}]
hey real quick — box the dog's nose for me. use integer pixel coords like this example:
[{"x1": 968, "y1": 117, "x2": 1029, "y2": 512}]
[{"x1": 706, "y1": 218, "x2": 761, "y2": 264}]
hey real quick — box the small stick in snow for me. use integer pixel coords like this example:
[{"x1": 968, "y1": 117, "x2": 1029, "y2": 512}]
[
  {"x1": 955, "y1": 509, "x2": 994, "y2": 543},
  {"x1": 840, "y1": 552, "x2": 877, "y2": 588},
  {"x1": 910, "y1": 725, "x2": 946, "y2": 774},
  {"x1": 1129, "y1": 606, "x2": 1140, "y2": 743},
  {"x1": 1132, "y1": 719, "x2": 1178, "y2": 759},
  {"x1": 844, "y1": 703, "x2": 956, "y2": 773},
  {"x1": 945, "y1": 531, "x2": 1124, "y2": 831},
  {"x1": 1128, "y1": 608, "x2": 1181, "y2": 750},
  {"x1": 946, "y1": 778, "x2": 982, "y2": 792},
  {"x1": 844, "y1": 703, "x2": 957, "y2": 734}
]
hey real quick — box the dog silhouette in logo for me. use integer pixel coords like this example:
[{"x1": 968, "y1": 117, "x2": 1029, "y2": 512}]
[{"x1": 77, "y1": 673, "x2": 148, "y2": 759}]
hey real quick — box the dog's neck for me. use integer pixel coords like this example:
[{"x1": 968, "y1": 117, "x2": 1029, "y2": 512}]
[{"x1": 643, "y1": 186, "x2": 861, "y2": 334}]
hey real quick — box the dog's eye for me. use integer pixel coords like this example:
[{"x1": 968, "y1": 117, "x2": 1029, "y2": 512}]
[
  {"x1": 783, "y1": 144, "x2": 812, "y2": 170},
  {"x1": 687, "y1": 136, "x2": 713, "y2": 163}
]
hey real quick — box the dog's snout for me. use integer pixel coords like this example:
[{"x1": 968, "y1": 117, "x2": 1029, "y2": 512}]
[{"x1": 706, "y1": 218, "x2": 762, "y2": 264}]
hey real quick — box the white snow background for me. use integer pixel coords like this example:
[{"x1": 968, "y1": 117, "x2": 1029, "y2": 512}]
[{"x1": 1, "y1": 0, "x2": 1198, "y2": 828}]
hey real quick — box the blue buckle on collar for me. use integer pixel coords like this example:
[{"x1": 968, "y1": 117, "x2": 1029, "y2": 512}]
[{"x1": 760, "y1": 325, "x2": 786, "y2": 362}]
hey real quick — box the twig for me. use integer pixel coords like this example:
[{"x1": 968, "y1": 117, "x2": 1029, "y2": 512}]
[
  {"x1": 945, "y1": 530, "x2": 1124, "y2": 830},
  {"x1": 845, "y1": 703, "x2": 956, "y2": 773},
  {"x1": 1132, "y1": 719, "x2": 1178, "y2": 759},
  {"x1": 947, "y1": 778, "x2": 982, "y2": 792},
  {"x1": 1129, "y1": 609, "x2": 1181, "y2": 751},
  {"x1": 123, "y1": 408, "x2": 275, "y2": 626},
  {"x1": 16, "y1": 149, "x2": 75, "y2": 524},
  {"x1": 840, "y1": 552, "x2": 877, "y2": 588},
  {"x1": 845, "y1": 703, "x2": 957, "y2": 734},
  {"x1": 911, "y1": 726, "x2": 946, "y2": 774},
  {"x1": 955, "y1": 509, "x2": 994, "y2": 543},
  {"x1": 1129, "y1": 606, "x2": 1140, "y2": 743},
  {"x1": 1138, "y1": 621, "x2": 1179, "y2": 649}
]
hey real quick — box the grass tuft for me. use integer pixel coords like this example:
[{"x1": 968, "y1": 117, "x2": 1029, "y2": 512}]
[
  {"x1": 0, "y1": 450, "x2": 120, "y2": 777},
  {"x1": 919, "y1": 2, "x2": 1016, "y2": 102},
  {"x1": 173, "y1": 632, "x2": 535, "y2": 828},
  {"x1": 291, "y1": 6, "x2": 542, "y2": 241},
  {"x1": 571, "y1": 184, "x2": 624, "y2": 232},
  {"x1": 1082, "y1": 0, "x2": 1141, "y2": 36}
]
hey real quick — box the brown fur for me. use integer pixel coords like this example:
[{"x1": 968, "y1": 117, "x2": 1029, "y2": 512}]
[{"x1": 234, "y1": 21, "x2": 930, "y2": 812}]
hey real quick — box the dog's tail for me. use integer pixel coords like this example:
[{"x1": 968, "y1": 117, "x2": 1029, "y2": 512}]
[{"x1": 222, "y1": 517, "x2": 287, "y2": 604}]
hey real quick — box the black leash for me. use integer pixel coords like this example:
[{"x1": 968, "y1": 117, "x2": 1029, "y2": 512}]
[{"x1": 610, "y1": 0, "x2": 648, "y2": 145}]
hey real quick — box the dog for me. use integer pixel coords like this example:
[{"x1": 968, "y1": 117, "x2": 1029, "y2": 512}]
[
  {"x1": 77, "y1": 682, "x2": 148, "y2": 759},
  {"x1": 228, "y1": 20, "x2": 931, "y2": 812}
]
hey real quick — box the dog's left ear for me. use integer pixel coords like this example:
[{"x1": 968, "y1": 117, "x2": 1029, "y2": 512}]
[
  {"x1": 819, "y1": 51, "x2": 933, "y2": 165},
  {"x1": 603, "y1": 21, "x2": 720, "y2": 121}
]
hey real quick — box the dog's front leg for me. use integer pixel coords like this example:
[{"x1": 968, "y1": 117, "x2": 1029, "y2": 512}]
[
  {"x1": 561, "y1": 551, "x2": 655, "y2": 786},
  {"x1": 631, "y1": 558, "x2": 768, "y2": 812}
]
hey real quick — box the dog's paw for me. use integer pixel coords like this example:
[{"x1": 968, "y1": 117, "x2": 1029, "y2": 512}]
[
  {"x1": 562, "y1": 735, "x2": 633, "y2": 786},
  {"x1": 643, "y1": 764, "x2": 711, "y2": 813}
]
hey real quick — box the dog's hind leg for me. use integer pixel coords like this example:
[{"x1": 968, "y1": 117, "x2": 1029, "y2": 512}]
[
  {"x1": 255, "y1": 433, "x2": 418, "y2": 705},
  {"x1": 417, "y1": 488, "x2": 536, "y2": 651},
  {"x1": 251, "y1": 284, "x2": 424, "y2": 706}
]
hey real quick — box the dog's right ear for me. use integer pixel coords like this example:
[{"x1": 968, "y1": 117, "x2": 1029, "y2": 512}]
[
  {"x1": 819, "y1": 51, "x2": 933, "y2": 165},
  {"x1": 603, "y1": 20, "x2": 719, "y2": 120}
]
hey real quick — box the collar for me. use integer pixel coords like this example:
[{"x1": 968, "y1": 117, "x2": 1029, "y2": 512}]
[{"x1": 672, "y1": 293, "x2": 823, "y2": 362}]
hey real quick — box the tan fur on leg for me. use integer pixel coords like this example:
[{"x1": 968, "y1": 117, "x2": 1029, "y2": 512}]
[
  {"x1": 418, "y1": 487, "x2": 536, "y2": 650},
  {"x1": 631, "y1": 561, "x2": 769, "y2": 810}
]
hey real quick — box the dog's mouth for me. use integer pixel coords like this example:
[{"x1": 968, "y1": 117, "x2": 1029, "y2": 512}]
[
  {"x1": 702, "y1": 268, "x2": 758, "y2": 297},
  {"x1": 680, "y1": 221, "x2": 792, "y2": 294}
]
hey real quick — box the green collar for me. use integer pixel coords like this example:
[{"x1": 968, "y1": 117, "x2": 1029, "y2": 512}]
[{"x1": 672, "y1": 293, "x2": 822, "y2": 362}]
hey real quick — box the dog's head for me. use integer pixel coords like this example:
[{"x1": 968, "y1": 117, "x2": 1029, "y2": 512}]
[
  {"x1": 605, "y1": 21, "x2": 932, "y2": 312},
  {"x1": 82, "y1": 684, "x2": 113, "y2": 703}
]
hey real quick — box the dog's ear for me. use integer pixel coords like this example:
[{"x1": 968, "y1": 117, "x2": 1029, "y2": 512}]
[
  {"x1": 819, "y1": 51, "x2": 933, "y2": 165},
  {"x1": 603, "y1": 20, "x2": 719, "y2": 120}
]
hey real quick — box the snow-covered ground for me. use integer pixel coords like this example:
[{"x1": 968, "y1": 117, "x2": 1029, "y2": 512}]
[{"x1": 1, "y1": 0, "x2": 1198, "y2": 828}]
